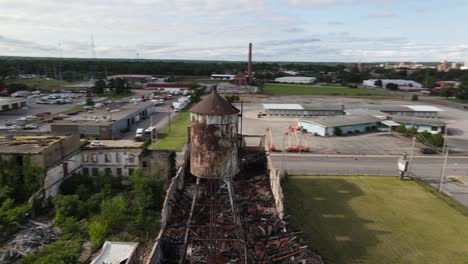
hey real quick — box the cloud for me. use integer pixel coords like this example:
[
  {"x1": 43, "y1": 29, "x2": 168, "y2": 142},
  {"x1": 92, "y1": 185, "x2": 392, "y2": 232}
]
[
  {"x1": 0, "y1": 35, "x2": 57, "y2": 52},
  {"x1": 365, "y1": 11, "x2": 397, "y2": 18},
  {"x1": 287, "y1": 0, "x2": 400, "y2": 8},
  {"x1": 288, "y1": 0, "x2": 359, "y2": 8},
  {"x1": 260, "y1": 37, "x2": 321, "y2": 46},
  {"x1": 328, "y1": 21, "x2": 344, "y2": 25}
]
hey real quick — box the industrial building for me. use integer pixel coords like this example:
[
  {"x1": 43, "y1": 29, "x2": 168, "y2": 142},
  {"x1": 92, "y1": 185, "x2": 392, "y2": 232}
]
[
  {"x1": 0, "y1": 97, "x2": 27, "y2": 112},
  {"x1": 363, "y1": 79, "x2": 423, "y2": 89},
  {"x1": 51, "y1": 101, "x2": 154, "y2": 139},
  {"x1": 0, "y1": 134, "x2": 81, "y2": 199},
  {"x1": 210, "y1": 74, "x2": 236, "y2": 80},
  {"x1": 390, "y1": 116, "x2": 446, "y2": 134},
  {"x1": 263, "y1": 103, "x2": 345, "y2": 117},
  {"x1": 81, "y1": 140, "x2": 144, "y2": 177},
  {"x1": 274, "y1": 76, "x2": 317, "y2": 84},
  {"x1": 145, "y1": 83, "x2": 194, "y2": 93},
  {"x1": 380, "y1": 105, "x2": 443, "y2": 118},
  {"x1": 299, "y1": 115, "x2": 382, "y2": 136}
]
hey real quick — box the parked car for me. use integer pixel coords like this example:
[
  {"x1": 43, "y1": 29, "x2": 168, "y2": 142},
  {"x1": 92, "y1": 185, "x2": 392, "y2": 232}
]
[
  {"x1": 420, "y1": 148, "x2": 438, "y2": 154},
  {"x1": 36, "y1": 112, "x2": 51, "y2": 117},
  {"x1": 67, "y1": 111, "x2": 79, "y2": 116},
  {"x1": 36, "y1": 99, "x2": 50, "y2": 104},
  {"x1": 23, "y1": 124, "x2": 39, "y2": 130},
  {"x1": 52, "y1": 116, "x2": 63, "y2": 120},
  {"x1": 90, "y1": 141, "x2": 103, "y2": 147},
  {"x1": 5, "y1": 121, "x2": 16, "y2": 126},
  {"x1": 26, "y1": 115, "x2": 38, "y2": 120}
]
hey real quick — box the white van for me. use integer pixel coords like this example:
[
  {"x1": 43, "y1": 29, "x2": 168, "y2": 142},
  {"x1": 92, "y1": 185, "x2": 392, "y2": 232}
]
[{"x1": 135, "y1": 128, "x2": 144, "y2": 138}]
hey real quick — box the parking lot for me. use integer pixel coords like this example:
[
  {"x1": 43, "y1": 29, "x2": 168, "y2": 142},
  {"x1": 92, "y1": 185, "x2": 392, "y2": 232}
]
[
  {"x1": 236, "y1": 97, "x2": 468, "y2": 155},
  {"x1": 0, "y1": 97, "x2": 86, "y2": 127}
]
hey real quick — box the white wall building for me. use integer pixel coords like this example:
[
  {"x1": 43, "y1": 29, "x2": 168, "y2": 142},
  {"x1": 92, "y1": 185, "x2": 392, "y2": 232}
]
[
  {"x1": 274, "y1": 76, "x2": 317, "y2": 84},
  {"x1": 363, "y1": 79, "x2": 423, "y2": 88},
  {"x1": 81, "y1": 140, "x2": 145, "y2": 177},
  {"x1": 210, "y1": 74, "x2": 235, "y2": 80}
]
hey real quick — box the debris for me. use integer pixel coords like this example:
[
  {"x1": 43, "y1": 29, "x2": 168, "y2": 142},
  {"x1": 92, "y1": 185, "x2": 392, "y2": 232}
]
[{"x1": 0, "y1": 223, "x2": 61, "y2": 263}]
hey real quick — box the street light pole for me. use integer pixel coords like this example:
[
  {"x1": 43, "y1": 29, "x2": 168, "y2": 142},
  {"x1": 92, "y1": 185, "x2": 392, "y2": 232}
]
[
  {"x1": 281, "y1": 133, "x2": 286, "y2": 174},
  {"x1": 168, "y1": 111, "x2": 171, "y2": 132},
  {"x1": 408, "y1": 136, "x2": 416, "y2": 174},
  {"x1": 439, "y1": 125, "x2": 449, "y2": 192}
]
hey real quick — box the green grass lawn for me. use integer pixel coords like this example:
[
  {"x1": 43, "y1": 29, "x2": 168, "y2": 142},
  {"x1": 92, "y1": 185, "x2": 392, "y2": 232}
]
[
  {"x1": 5, "y1": 79, "x2": 76, "y2": 91},
  {"x1": 263, "y1": 83, "x2": 383, "y2": 96},
  {"x1": 148, "y1": 111, "x2": 190, "y2": 151},
  {"x1": 284, "y1": 176, "x2": 468, "y2": 264}
]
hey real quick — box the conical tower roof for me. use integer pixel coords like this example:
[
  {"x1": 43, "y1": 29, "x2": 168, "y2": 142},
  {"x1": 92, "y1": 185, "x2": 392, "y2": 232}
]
[{"x1": 190, "y1": 89, "x2": 239, "y2": 115}]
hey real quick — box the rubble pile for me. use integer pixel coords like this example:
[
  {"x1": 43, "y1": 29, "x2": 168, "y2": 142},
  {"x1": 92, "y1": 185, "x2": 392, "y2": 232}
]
[
  {"x1": 0, "y1": 223, "x2": 61, "y2": 263},
  {"x1": 238, "y1": 175, "x2": 322, "y2": 263},
  {"x1": 157, "y1": 150, "x2": 323, "y2": 263}
]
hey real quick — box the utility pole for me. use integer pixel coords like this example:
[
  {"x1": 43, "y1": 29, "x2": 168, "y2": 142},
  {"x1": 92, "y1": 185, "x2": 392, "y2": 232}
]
[
  {"x1": 281, "y1": 133, "x2": 286, "y2": 174},
  {"x1": 439, "y1": 125, "x2": 449, "y2": 192},
  {"x1": 408, "y1": 136, "x2": 416, "y2": 175},
  {"x1": 168, "y1": 111, "x2": 171, "y2": 132}
]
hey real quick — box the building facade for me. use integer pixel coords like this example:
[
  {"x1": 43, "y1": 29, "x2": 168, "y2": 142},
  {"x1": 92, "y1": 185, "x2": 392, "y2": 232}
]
[
  {"x1": 81, "y1": 140, "x2": 144, "y2": 178},
  {"x1": 0, "y1": 134, "x2": 82, "y2": 199},
  {"x1": 263, "y1": 104, "x2": 345, "y2": 117},
  {"x1": 299, "y1": 116, "x2": 382, "y2": 136}
]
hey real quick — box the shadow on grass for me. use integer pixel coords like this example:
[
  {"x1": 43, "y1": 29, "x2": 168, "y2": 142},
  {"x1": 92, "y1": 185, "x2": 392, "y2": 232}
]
[{"x1": 283, "y1": 177, "x2": 390, "y2": 264}]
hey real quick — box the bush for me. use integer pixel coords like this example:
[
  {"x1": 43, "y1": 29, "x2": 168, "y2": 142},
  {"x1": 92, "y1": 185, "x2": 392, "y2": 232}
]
[
  {"x1": 88, "y1": 196, "x2": 128, "y2": 247},
  {"x1": 20, "y1": 238, "x2": 82, "y2": 264},
  {"x1": 395, "y1": 124, "x2": 407, "y2": 133},
  {"x1": 53, "y1": 195, "x2": 87, "y2": 226},
  {"x1": 334, "y1": 127, "x2": 343, "y2": 136},
  {"x1": 411, "y1": 94, "x2": 419, "y2": 101}
]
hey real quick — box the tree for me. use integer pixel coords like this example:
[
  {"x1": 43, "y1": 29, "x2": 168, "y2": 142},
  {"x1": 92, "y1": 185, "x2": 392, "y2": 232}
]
[
  {"x1": 334, "y1": 127, "x2": 343, "y2": 136},
  {"x1": 0, "y1": 187, "x2": 31, "y2": 234},
  {"x1": 53, "y1": 195, "x2": 86, "y2": 226},
  {"x1": 86, "y1": 97, "x2": 94, "y2": 106},
  {"x1": 395, "y1": 124, "x2": 407, "y2": 134},
  {"x1": 92, "y1": 79, "x2": 106, "y2": 94},
  {"x1": 386, "y1": 83, "x2": 399, "y2": 91},
  {"x1": 88, "y1": 196, "x2": 127, "y2": 247},
  {"x1": 129, "y1": 169, "x2": 163, "y2": 225},
  {"x1": 20, "y1": 238, "x2": 82, "y2": 264}
]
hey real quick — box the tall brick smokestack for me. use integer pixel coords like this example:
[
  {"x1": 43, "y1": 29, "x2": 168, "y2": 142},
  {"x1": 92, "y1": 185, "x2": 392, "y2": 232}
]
[{"x1": 248, "y1": 43, "x2": 252, "y2": 85}]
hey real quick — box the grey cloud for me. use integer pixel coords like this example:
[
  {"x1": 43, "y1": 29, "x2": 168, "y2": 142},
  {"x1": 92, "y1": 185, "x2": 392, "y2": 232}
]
[
  {"x1": 328, "y1": 21, "x2": 344, "y2": 25},
  {"x1": 365, "y1": 11, "x2": 397, "y2": 18},
  {"x1": 260, "y1": 37, "x2": 321, "y2": 46},
  {"x1": 0, "y1": 35, "x2": 57, "y2": 52}
]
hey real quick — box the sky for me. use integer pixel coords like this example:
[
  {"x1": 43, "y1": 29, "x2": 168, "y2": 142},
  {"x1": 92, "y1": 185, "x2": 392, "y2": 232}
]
[{"x1": 1, "y1": 0, "x2": 468, "y2": 62}]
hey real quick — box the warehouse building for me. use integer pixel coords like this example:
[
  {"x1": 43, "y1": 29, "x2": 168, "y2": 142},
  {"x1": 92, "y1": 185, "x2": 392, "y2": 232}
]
[
  {"x1": 380, "y1": 105, "x2": 443, "y2": 118},
  {"x1": 299, "y1": 115, "x2": 382, "y2": 136},
  {"x1": 0, "y1": 97, "x2": 27, "y2": 112},
  {"x1": 390, "y1": 116, "x2": 446, "y2": 134},
  {"x1": 211, "y1": 74, "x2": 235, "y2": 80},
  {"x1": 363, "y1": 79, "x2": 423, "y2": 88},
  {"x1": 274, "y1": 76, "x2": 316, "y2": 84},
  {"x1": 263, "y1": 103, "x2": 345, "y2": 117},
  {"x1": 51, "y1": 101, "x2": 154, "y2": 139}
]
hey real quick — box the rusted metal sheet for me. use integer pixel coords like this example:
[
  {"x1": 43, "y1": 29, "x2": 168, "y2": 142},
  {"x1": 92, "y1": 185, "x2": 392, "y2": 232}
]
[{"x1": 190, "y1": 113, "x2": 239, "y2": 178}]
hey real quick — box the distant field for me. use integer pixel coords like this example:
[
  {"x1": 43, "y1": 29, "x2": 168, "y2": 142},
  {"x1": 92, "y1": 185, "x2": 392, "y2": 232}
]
[
  {"x1": 148, "y1": 111, "x2": 190, "y2": 151},
  {"x1": 263, "y1": 83, "x2": 382, "y2": 96},
  {"x1": 284, "y1": 176, "x2": 468, "y2": 264},
  {"x1": 5, "y1": 79, "x2": 78, "y2": 91}
]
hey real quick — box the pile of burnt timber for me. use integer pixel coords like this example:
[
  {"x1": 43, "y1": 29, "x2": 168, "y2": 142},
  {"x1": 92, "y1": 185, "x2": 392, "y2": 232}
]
[{"x1": 158, "y1": 160, "x2": 322, "y2": 263}]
